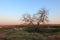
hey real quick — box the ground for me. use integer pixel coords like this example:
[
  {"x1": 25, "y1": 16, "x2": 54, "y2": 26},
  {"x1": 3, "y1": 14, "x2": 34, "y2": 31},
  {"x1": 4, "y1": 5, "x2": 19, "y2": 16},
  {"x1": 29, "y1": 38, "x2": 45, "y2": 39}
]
[{"x1": 0, "y1": 26, "x2": 60, "y2": 40}]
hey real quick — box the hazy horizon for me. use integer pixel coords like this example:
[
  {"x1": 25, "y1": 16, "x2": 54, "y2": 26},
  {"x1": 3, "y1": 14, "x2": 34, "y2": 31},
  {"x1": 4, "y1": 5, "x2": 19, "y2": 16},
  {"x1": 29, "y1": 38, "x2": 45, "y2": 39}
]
[{"x1": 0, "y1": 0, "x2": 60, "y2": 25}]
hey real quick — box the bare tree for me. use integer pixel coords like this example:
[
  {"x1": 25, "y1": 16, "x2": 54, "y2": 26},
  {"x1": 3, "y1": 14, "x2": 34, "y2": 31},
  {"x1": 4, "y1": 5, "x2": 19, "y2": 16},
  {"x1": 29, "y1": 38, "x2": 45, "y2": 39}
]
[
  {"x1": 34, "y1": 8, "x2": 49, "y2": 27},
  {"x1": 21, "y1": 8, "x2": 49, "y2": 27},
  {"x1": 22, "y1": 13, "x2": 34, "y2": 25}
]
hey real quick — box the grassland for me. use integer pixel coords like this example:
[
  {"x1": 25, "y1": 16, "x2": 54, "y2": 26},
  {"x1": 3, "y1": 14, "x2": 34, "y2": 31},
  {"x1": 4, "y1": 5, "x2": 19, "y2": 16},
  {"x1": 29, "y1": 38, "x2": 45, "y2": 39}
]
[{"x1": 0, "y1": 24, "x2": 60, "y2": 40}]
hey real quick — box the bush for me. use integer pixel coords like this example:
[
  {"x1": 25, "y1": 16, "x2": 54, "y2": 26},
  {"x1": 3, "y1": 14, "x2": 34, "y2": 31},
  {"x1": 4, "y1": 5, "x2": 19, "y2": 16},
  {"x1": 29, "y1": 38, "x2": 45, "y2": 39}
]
[
  {"x1": 25, "y1": 26, "x2": 36, "y2": 32},
  {"x1": 50, "y1": 28, "x2": 60, "y2": 32},
  {"x1": 25, "y1": 26, "x2": 50, "y2": 33},
  {"x1": 25, "y1": 26, "x2": 60, "y2": 33}
]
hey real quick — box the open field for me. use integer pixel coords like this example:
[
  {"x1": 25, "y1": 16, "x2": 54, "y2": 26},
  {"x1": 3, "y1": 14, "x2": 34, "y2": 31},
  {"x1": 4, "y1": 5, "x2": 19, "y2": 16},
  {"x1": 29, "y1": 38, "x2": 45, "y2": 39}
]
[
  {"x1": 0, "y1": 24, "x2": 60, "y2": 28},
  {"x1": 0, "y1": 24, "x2": 60, "y2": 40}
]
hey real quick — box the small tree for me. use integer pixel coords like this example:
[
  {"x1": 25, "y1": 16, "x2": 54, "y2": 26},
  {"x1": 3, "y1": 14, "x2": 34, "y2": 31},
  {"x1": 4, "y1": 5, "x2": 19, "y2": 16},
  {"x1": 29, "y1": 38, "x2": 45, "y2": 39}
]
[
  {"x1": 21, "y1": 8, "x2": 49, "y2": 26},
  {"x1": 34, "y1": 8, "x2": 49, "y2": 27},
  {"x1": 22, "y1": 13, "x2": 34, "y2": 25},
  {"x1": 21, "y1": 8, "x2": 49, "y2": 32}
]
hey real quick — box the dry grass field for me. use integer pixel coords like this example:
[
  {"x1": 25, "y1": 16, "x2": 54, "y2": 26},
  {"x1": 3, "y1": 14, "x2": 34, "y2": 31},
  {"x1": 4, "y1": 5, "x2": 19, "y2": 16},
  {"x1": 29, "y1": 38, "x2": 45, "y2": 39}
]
[{"x1": 0, "y1": 24, "x2": 60, "y2": 40}]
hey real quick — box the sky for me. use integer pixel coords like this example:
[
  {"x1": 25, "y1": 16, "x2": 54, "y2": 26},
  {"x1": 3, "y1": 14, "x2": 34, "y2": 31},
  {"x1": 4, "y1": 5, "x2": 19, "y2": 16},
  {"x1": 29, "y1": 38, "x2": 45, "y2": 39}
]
[{"x1": 0, "y1": 0, "x2": 60, "y2": 25}]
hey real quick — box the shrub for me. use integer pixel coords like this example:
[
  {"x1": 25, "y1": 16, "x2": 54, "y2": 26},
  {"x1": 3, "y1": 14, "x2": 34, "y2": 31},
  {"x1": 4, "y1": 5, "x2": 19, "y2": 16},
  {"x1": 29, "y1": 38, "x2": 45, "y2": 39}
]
[
  {"x1": 50, "y1": 28, "x2": 60, "y2": 32},
  {"x1": 25, "y1": 26, "x2": 60, "y2": 33},
  {"x1": 25, "y1": 26, "x2": 36, "y2": 32}
]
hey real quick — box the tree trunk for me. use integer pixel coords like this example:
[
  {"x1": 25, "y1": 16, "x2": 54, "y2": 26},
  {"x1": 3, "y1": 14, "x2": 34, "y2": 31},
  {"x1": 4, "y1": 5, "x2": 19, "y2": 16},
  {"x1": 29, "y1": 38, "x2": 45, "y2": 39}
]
[{"x1": 36, "y1": 22, "x2": 40, "y2": 32}]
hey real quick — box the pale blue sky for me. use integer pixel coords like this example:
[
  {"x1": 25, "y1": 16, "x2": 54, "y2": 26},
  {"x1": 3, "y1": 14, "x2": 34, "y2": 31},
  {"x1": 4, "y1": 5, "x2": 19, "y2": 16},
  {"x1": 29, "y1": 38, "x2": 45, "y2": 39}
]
[{"x1": 0, "y1": 0, "x2": 60, "y2": 25}]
